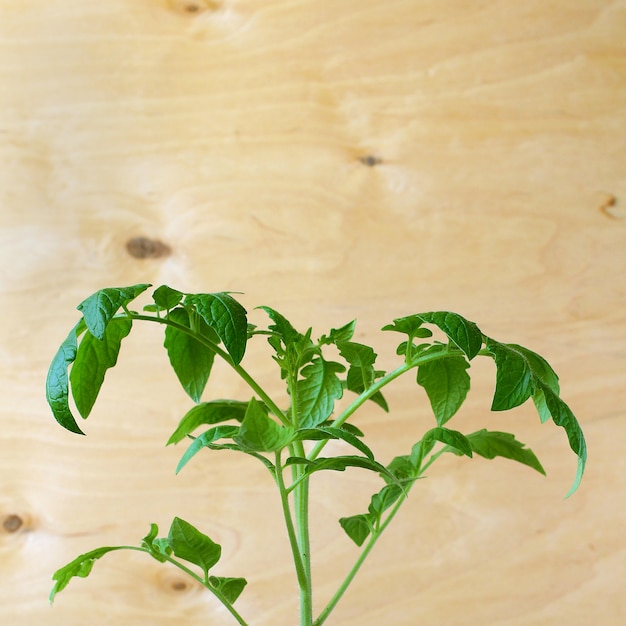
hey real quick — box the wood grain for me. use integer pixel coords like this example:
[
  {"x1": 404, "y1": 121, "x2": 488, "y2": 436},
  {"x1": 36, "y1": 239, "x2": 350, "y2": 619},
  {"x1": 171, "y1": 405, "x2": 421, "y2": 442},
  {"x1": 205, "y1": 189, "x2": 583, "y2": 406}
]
[{"x1": 1, "y1": 1, "x2": 625, "y2": 624}]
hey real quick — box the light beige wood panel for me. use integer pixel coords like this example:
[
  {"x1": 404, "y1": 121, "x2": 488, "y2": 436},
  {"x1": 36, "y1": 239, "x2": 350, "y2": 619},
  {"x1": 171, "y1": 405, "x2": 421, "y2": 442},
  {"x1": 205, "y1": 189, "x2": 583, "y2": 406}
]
[{"x1": 1, "y1": 1, "x2": 624, "y2": 624}]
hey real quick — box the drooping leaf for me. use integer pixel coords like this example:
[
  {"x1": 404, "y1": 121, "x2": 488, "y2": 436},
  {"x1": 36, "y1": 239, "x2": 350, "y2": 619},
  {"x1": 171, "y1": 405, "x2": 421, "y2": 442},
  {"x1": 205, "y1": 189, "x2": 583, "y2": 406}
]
[
  {"x1": 535, "y1": 384, "x2": 587, "y2": 496},
  {"x1": 168, "y1": 517, "x2": 221, "y2": 579},
  {"x1": 176, "y1": 426, "x2": 239, "y2": 474},
  {"x1": 233, "y1": 398, "x2": 293, "y2": 452},
  {"x1": 167, "y1": 400, "x2": 249, "y2": 445},
  {"x1": 296, "y1": 357, "x2": 345, "y2": 428},
  {"x1": 294, "y1": 427, "x2": 376, "y2": 460},
  {"x1": 186, "y1": 293, "x2": 248, "y2": 365},
  {"x1": 410, "y1": 427, "x2": 473, "y2": 470},
  {"x1": 510, "y1": 344, "x2": 560, "y2": 423},
  {"x1": 197, "y1": 441, "x2": 277, "y2": 474},
  {"x1": 69, "y1": 317, "x2": 132, "y2": 419},
  {"x1": 416, "y1": 355, "x2": 471, "y2": 425},
  {"x1": 152, "y1": 285, "x2": 183, "y2": 311},
  {"x1": 46, "y1": 320, "x2": 87, "y2": 434},
  {"x1": 486, "y1": 340, "x2": 534, "y2": 411},
  {"x1": 77, "y1": 284, "x2": 151, "y2": 340},
  {"x1": 50, "y1": 546, "x2": 126, "y2": 603},
  {"x1": 176, "y1": 426, "x2": 240, "y2": 473},
  {"x1": 415, "y1": 312, "x2": 483, "y2": 360},
  {"x1": 286, "y1": 455, "x2": 397, "y2": 484},
  {"x1": 164, "y1": 307, "x2": 218, "y2": 403},
  {"x1": 209, "y1": 576, "x2": 247, "y2": 603},
  {"x1": 339, "y1": 514, "x2": 372, "y2": 546},
  {"x1": 461, "y1": 430, "x2": 546, "y2": 475},
  {"x1": 485, "y1": 339, "x2": 586, "y2": 495}
]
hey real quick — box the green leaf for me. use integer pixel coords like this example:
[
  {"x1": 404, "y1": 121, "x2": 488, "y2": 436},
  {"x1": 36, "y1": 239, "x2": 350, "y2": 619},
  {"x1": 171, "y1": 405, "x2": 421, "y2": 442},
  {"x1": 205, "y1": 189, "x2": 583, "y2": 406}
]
[
  {"x1": 153, "y1": 285, "x2": 183, "y2": 310},
  {"x1": 411, "y1": 427, "x2": 473, "y2": 470},
  {"x1": 69, "y1": 317, "x2": 132, "y2": 419},
  {"x1": 286, "y1": 455, "x2": 397, "y2": 484},
  {"x1": 416, "y1": 355, "x2": 471, "y2": 425},
  {"x1": 168, "y1": 517, "x2": 221, "y2": 579},
  {"x1": 209, "y1": 576, "x2": 247, "y2": 604},
  {"x1": 186, "y1": 293, "x2": 248, "y2": 365},
  {"x1": 382, "y1": 315, "x2": 433, "y2": 338},
  {"x1": 461, "y1": 430, "x2": 546, "y2": 475},
  {"x1": 535, "y1": 384, "x2": 587, "y2": 497},
  {"x1": 141, "y1": 523, "x2": 172, "y2": 562},
  {"x1": 385, "y1": 455, "x2": 417, "y2": 483},
  {"x1": 258, "y1": 306, "x2": 302, "y2": 346},
  {"x1": 336, "y1": 341, "x2": 376, "y2": 368},
  {"x1": 416, "y1": 312, "x2": 483, "y2": 360},
  {"x1": 50, "y1": 546, "x2": 126, "y2": 603},
  {"x1": 511, "y1": 344, "x2": 560, "y2": 423},
  {"x1": 176, "y1": 426, "x2": 240, "y2": 473},
  {"x1": 318, "y1": 319, "x2": 356, "y2": 345},
  {"x1": 167, "y1": 400, "x2": 249, "y2": 445},
  {"x1": 46, "y1": 320, "x2": 87, "y2": 434},
  {"x1": 234, "y1": 398, "x2": 293, "y2": 452},
  {"x1": 296, "y1": 357, "x2": 345, "y2": 428},
  {"x1": 294, "y1": 427, "x2": 375, "y2": 460},
  {"x1": 485, "y1": 339, "x2": 586, "y2": 495},
  {"x1": 336, "y1": 340, "x2": 389, "y2": 410},
  {"x1": 339, "y1": 514, "x2": 372, "y2": 547},
  {"x1": 486, "y1": 340, "x2": 534, "y2": 410},
  {"x1": 368, "y1": 484, "x2": 404, "y2": 517},
  {"x1": 344, "y1": 366, "x2": 389, "y2": 411},
  {"x1": 77, "y1": 284, "x2": 151, "y2": 340},
  {"x1": 164, "y1": 307, "x2": 218, "y2": 403}
]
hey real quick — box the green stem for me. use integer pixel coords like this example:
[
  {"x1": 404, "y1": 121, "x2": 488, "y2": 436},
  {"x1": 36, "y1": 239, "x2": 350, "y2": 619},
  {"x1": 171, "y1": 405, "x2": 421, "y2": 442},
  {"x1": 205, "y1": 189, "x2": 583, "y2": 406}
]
[
  {"x1": 314, "y1": 474, "x2": 420, "y2": 626},
  {"x1": 274, "y1": 452, "x2": 309, "y2": 595},
  {"x1": 127, "y1": 547, "x2": 249, "y2": 626},
  {"x1": 292, "y1": 441, "x2": 313, "y2": 626}
]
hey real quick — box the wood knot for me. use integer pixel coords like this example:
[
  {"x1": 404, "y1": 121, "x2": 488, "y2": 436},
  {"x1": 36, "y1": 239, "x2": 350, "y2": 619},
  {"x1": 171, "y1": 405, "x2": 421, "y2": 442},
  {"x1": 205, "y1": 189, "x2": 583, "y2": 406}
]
[
  {"x1": 3, "y1": 514, "x2": 24, "y2": 533},
  {"x1": 358, "y1": 155, "x2": 383, "y2": 167},
  {"x1": 598, "y1": 193, "x2": 624, "y2": 220},
  {"x1": 171, "y1": 579, "x2": 188, "y2": 591},
  {"x1": 126, "y1": 237, "x2": 171, "y2": 259},
  {"x1": 169, "y1": 0, "x2": 221, "y2": 14}
]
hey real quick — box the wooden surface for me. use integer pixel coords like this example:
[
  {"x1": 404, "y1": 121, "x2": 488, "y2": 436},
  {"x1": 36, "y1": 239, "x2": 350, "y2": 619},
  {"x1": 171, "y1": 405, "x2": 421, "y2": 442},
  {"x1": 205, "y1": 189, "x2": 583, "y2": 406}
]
[{"x1": 1, "y1": 1, "x2": 625, "y2": 624}]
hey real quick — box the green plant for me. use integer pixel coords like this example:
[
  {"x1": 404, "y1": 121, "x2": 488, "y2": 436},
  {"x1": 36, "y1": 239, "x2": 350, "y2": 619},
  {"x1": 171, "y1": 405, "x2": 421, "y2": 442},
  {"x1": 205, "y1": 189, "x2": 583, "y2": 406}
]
[{"x1": 46, "y1": 283, "x2": 586, "y2": 625}]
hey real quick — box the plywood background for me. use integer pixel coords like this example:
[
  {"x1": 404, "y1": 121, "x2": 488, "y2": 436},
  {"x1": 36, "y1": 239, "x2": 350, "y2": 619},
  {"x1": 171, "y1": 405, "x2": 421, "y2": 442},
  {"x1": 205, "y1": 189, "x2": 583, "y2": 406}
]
[{"x1": 1, "y1": 1, "x2": 625, "y2": 624}]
